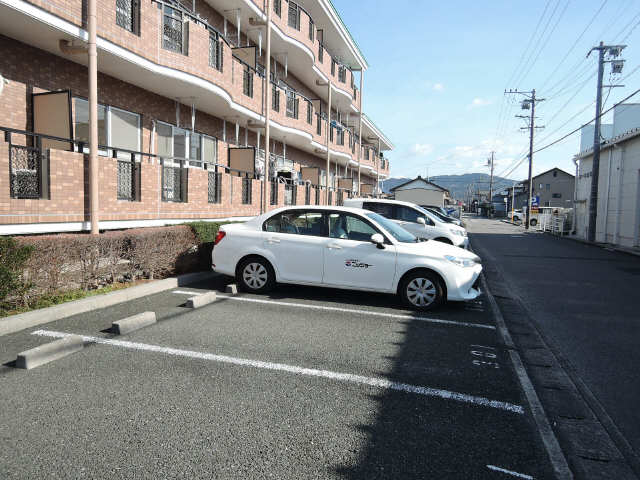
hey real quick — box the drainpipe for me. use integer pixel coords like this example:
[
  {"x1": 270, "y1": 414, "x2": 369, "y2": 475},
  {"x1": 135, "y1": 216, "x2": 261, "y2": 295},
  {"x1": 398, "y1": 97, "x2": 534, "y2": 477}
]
[
  {"x1": 316, "y1": 79, "x2": 332, "y2": 204},
  {"x1": 250, "y1": 4, "x2": 271, "y2": 213},
  {"x1": 614, "y1": 145, "x2": 625, "y2": 245},
  {"x1": 376, "y1": 138, "x2": 380, "y2": 197},
  {"x1": 357, "y1": 71, "x2": 363, "y2": 193},
  {"x1": 572, "y1": 157, "x2": 579, "y2": 234},
  {"x1": 88, "y1": 0, "x2": 99, "y2": 234}
]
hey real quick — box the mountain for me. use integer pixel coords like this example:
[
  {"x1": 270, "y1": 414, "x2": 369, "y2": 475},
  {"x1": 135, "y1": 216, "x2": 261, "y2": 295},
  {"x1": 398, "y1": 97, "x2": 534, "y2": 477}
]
[{"x1": 381, "y1": 173, "x2": 513, "y2": 201}]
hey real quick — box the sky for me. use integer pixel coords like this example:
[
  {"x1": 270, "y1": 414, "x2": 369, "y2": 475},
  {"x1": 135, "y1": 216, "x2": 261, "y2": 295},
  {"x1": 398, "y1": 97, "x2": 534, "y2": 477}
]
[{"x1": 332, "y1": 0, "x2": 640, "y2": 192}]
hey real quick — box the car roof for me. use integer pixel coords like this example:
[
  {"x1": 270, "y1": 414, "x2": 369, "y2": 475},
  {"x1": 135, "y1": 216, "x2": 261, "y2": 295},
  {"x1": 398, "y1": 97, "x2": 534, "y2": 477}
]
[
  {"x1": 345, "y1": 197, "x2": 423, "y2": 208},
  {"x1": 251, "y1": 205, "x2": 376, "y2": 222}
]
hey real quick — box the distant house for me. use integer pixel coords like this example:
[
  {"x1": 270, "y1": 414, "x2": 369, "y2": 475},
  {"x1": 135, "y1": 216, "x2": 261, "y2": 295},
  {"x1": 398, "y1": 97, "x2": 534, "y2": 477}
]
[
  {"x1": 513, "y1": 168, "x2": 575, "y2": 209},
  {"x1": 390, "y1": 176, "x2": 451, "y2": 206}
]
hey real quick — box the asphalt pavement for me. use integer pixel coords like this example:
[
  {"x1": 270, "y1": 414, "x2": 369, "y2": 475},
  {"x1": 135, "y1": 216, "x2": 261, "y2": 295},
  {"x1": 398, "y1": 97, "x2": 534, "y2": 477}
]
[
  {"x1": 1, "y1": 269, "x2": 555, "y2": 478},
  {"x1": 468, "y1": 216, "x2": 640, "y2": 478}
]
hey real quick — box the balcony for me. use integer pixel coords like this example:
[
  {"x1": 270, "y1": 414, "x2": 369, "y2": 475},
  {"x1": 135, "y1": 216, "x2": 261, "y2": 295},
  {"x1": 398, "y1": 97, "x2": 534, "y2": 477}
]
[{"x1": 0, "y1": 0, "x2": 363, "y2": 169}]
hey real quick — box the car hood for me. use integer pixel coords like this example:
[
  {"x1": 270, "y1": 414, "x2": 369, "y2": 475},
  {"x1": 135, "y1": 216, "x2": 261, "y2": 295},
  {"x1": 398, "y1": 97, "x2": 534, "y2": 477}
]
[{"x1": 396, "y1": 239, "x2": 480, "y2": 261}]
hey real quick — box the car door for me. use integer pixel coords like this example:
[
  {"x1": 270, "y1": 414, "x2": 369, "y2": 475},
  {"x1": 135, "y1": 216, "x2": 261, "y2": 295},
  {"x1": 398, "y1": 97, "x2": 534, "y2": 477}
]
[
  {"x1": 262, "y1": 210, "x2": 327, "y2": 283},
  {"x1": 393, "y1": 205, "x2": 436, "y2": 240},
  {"x1": 322, "y1": 212, "x2": 396, "y2": 291}
]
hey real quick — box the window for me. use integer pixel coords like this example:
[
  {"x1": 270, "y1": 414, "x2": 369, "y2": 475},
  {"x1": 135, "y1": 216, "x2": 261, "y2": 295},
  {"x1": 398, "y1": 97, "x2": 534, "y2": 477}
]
[
  {"x1": 363, "y1": 202, "x2": 393, "y2": 218},
  {"x1": 272, "y1": 87, "x2": 280, "y2": 112},
  {"x1": 329, "y1": 213, "x2": 378, "y2": 241},
  {"x1": 338, "y1": 65, "x2": 346, "y2": 83},
  {"x1": 264, "y1": 211, "x2": 328, "y2": 237},
  {"x1": 552, "y1": 193, "x2": 562, "y2": 198},
  {"x1": 286, "y1": 90, "x2": 299, "y2": 119},
  {"x1": 308, "y1": 18, "x2": 314, "y2": 42},
  {"x1": 110, "y1": 107, "x2": 140, "y2": 153},
  {"x1": 288, "y1": 1, "x2": 300, "y2": 30},
  {"x1": 394, "y1": 205, "x2": 422, "y2": 223},
  {"x1": 306, "y1": 100, "x2": 312, "y2": 124},
  {"x1": 74, "y1": 98, "x2": 107, "y2": 147},
  {"x1": 162, "y1": 5, "x2": 187, "y2": 55},
  {"x1": 209, "y1": 33, "x2": 223, "y2": 71},
  {"x1": 546, "y1": 183, "x2": 551, "y2": 191},
  {"x1": 284, "y1": 183, "x2": 297, "y2": 205},
  {"x1": 202, "y1": 135, "x2": 217, "y2": 164},
  {"x1": 318, "y1": 44, "x2": 323, "y2": 63},
  {"x1": 243, "y1": 66, "x2": 254, "y2": 97},
  {"x1": 331, "y1": 59, "x2": 336, "y2": 76},
  {"x1": 116, "y1": 0, "x2": 139, "y2": 34},
  {"x1": 157, "y1": 121, "x2": 216, "y2": 166},
  {"x1": 273, "y1": 0, "x2": 281, "y2": 17}
]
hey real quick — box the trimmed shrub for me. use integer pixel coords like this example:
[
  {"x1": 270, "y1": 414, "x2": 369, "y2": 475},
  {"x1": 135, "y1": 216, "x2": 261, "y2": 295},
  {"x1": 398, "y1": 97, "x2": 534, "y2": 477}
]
[
  {"x1": 185, "y1": 221, "x2": 240, "y2": 243},
  {"x1": 0, "y1": 237, "x2": 34, "y2": 307}
]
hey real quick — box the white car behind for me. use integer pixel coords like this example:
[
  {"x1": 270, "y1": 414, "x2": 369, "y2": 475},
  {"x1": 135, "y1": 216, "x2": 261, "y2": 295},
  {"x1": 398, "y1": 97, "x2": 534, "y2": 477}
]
[
  {"x1": 343, "y1": 198, "x2": 468, "y2": 248},
  {"x1": 212, "y1": 206, "x2": 482, "y2": 310}
]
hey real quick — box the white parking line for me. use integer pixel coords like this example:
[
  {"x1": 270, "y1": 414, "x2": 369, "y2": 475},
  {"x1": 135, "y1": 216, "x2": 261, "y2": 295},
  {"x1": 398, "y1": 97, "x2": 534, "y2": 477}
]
[
  {"x1": 486, "y1": 464, "x2": 533, "y2": 479},
  {"x1": 32, "y1": 329, "x2": 523, "y2": 414},
  {"x1": 172, "y1": 291, "x2": 496, "y2": 330}
]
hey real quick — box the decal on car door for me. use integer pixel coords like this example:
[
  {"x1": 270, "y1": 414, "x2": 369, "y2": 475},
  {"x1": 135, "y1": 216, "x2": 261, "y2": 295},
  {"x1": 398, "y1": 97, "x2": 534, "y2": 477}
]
[{"x1": 345, "y1": 259, "x2": 373, "y2": 269}]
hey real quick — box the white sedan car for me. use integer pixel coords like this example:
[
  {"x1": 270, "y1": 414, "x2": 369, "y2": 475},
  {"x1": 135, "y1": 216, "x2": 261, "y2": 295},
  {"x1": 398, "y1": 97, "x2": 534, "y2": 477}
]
[{"x1": 212, "y1": 206, "x2": 482, "y2": 310}]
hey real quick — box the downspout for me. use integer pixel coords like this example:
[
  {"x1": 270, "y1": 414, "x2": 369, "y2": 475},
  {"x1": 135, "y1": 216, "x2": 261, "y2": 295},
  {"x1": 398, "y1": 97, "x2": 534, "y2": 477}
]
[
  {"x1": 614, "y1": 145, "x2": 625, "y2": 245},
  {"x1": 325, "y1": 81, "x2": 332, "y2": 204},
  {"x1": 357, "y1": 72, "x2": 363, "y2": 193},
  {"x1": 59, "y1": 8, "x2": 99, "y2": 234},
  {"x1": 572, "y1": 157, "x2": 578, "y2": 234}
]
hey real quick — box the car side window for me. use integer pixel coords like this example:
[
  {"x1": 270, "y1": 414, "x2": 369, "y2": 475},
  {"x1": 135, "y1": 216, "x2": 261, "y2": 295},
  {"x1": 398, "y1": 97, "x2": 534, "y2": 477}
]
[
  {"x1": 329, "y1": 213, "x2": 379, "y2": 241},
  {"x1": 394, "y1": 206, "x2": 422, "y2": 223},
  {"x1": 363, "y1": 202, "x2": 393, "y2": 218},
  {"x1": 264, "y1": 211, "x2": 328, "y2": 237}
]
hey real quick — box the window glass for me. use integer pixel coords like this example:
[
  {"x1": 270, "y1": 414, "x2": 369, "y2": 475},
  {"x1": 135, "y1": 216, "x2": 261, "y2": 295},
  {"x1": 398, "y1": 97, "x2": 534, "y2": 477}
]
[
  {"x1": 74, "y1": 98, "x2": 107, "y2": 146},
  {"x1": 189, "y1": 132, "x2": 201, "y2": 160},
  {"x1": 329, "y1": 213, "x2": 378, "y2": 241},
  {"x1": 110, "y1": 107, "x2": 139, "y2": 151},
  {"x1": 173, "y1": 127, "x2": 187, "y2": 159},
  {"x1": 264, "y1": 211, "x2": 327, "y2": 237},
  {"x1": 202, "y1": 135, "x2": 217, "y2": 164},
  {"x1": 363, "y1": 202, "x2": 393, "y2": 217},
  {"x1": 394, "y1": 205, "x2": 422, "y2": 223},
  {"x1": 157, "y1": 122, "x2": 173, "y2": 157},
  {"x1": 366, "y1": 212, "x2": 417, "y2": 243}
]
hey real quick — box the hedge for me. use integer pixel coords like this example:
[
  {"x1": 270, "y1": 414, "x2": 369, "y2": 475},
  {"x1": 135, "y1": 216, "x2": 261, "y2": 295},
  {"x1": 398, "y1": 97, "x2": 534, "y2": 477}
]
[{"x1": 184, "y1": 221, "x2": 241, "y2": 243}]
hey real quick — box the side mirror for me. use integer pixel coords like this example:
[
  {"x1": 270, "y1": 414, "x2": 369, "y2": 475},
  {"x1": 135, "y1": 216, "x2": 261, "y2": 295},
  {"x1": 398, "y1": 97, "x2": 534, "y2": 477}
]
[
  {"x1": 417, "y1": 217, "x2": 426, "y2": 225},
  {"x1": 370, "y1": 233, "x2": 385, "y2": 249}
]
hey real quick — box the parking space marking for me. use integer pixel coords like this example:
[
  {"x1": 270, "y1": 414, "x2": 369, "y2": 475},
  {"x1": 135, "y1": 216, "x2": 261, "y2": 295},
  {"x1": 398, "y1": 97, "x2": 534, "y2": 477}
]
[
  {"x1": 486, "y1": 464, "x2": 533, "y2": 479},
  {"x1": 207, "y1": 294, "x2": 496, "y2": 330},
  {"x1": 32, "y1": 329, "x2": 523, "y2": 414}
]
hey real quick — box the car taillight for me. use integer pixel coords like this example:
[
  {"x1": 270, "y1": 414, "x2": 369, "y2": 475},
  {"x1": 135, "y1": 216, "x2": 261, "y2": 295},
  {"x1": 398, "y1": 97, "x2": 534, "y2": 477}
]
[{"x1": 214, "y1": 230, "x2": 226, "y2": 245}]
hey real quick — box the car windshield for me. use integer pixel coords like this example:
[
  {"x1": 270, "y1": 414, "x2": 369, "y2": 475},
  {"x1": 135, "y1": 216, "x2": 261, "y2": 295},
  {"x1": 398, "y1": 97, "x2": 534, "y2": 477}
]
[{"x1": 366, "y1": 212, "x2": 418, "y2": 243}]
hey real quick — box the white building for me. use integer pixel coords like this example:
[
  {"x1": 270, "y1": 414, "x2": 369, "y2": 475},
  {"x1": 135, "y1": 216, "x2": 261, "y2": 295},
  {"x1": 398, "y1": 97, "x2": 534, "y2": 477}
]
[
  {"x1": 390, "y1": 176, "x2": 451, "y2": 206},
  {"x1": 574, "y1": 104, "x2": 640, "y2": 248}
]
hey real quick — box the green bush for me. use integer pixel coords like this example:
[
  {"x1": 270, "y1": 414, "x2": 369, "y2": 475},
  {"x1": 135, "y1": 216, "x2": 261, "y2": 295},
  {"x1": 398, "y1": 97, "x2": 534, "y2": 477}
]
[
  {"x1": 0, "y1": 237, "x2": 34, "y2": 307},
  {"x1": 185, "y1": 221, "x2": 242, "y2": 243}
]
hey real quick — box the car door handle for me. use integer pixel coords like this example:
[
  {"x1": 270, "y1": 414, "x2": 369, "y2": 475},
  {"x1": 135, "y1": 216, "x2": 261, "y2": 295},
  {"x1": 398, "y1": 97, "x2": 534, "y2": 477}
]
[
  {"x1": 327, "y1": 243, "x2": 342, "y2": 250},
  {"x1": 266, "y1": 237, "x2": 281, "y2": 244}
]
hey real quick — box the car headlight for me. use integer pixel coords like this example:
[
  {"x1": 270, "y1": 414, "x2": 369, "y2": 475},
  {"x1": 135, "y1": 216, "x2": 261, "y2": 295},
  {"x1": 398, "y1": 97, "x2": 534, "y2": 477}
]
[
  {"x1": 450, "y1": 228, "x2": 465, "y2": 236},
  {"x1": 445, "y1": 255, "x2": 479, "y2": 267}
]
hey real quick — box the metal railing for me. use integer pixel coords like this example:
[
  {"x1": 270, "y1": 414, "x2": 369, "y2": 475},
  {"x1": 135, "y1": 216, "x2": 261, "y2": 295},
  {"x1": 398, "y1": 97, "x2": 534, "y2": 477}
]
[
  {"x1": 284, "y1": 182, "x2": 296, "y2": 205},
  {"x1": 270, "y1": 180, "x2": 278, "y2": 205},
  {"x1": 208, "y1": 170, "x2": 222, "y2": 203},
  {"x1": 242, "y1": 176, "x2": 252, "y2": 204},
  {"x1": 9, "y1": 143, "x2": 44, "y2": 199}
]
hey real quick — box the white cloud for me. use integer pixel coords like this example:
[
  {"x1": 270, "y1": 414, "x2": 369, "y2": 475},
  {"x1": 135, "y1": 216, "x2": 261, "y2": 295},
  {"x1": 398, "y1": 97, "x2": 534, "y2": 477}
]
[
  {"x1": 433, "y1": 83, "x2": 444, "y2": 92},
  {"x1": 469, "y1": 97, "x2": 492, "y2": 108},
  {"x1": 410, "y1": 143, "x2": 434, "y2": 156}
]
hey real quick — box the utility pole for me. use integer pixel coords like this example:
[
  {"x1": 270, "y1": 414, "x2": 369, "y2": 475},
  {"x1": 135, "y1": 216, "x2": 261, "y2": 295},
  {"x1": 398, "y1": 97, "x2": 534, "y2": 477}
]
[
  {"x1": 487, "y1": 151, "x2": 495, "y2": 218},
  {"x1": 586, "y1": 42, "x2": 626, "y2": 242},
  {"x1": 506, "y1": 88, "x2": 545, "y2": 229}
]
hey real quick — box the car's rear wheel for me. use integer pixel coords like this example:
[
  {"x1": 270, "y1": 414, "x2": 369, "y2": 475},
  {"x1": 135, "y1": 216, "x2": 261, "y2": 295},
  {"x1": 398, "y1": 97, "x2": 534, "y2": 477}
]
[
  {"x1": 529, "y1": 218, "x2": 538, "y2": 227},
  {"x1": 237, "y1": 257, "x2": 275, "y2": 293},
  {"x1": 399, "y1": 271, "x2": 444, "y2": 311}
]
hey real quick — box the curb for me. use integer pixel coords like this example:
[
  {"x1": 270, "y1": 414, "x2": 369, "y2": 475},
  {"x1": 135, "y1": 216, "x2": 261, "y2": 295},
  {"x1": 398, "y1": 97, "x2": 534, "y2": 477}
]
[{"x1": 0, "y1": 271, "x2": 216, "y2": 337}]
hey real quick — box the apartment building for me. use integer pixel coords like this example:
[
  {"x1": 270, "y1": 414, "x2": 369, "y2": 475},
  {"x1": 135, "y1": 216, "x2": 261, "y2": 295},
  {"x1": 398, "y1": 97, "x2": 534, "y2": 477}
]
[{"x1": 0, "y1": 0, "x2": 393, "y2": 234}]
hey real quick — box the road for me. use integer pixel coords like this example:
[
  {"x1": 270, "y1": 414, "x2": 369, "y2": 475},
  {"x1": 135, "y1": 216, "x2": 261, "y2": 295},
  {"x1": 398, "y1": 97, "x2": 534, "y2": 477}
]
[
  {"x1": 468, "y1": 216, "x2": 640, "y2": 477},
  {"x1": 0, "y1": 272, "x2": 555, "y2": 479}
]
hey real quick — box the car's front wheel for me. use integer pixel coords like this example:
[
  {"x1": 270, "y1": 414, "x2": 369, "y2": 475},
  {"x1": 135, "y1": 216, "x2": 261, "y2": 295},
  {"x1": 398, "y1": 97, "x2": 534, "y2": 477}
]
[
  {"x1": 237, "y1": 257, "x2": 276, "y2": 293},
  {"x1": 399, "y1": 270, "x2": 444, "y2": 311}
]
